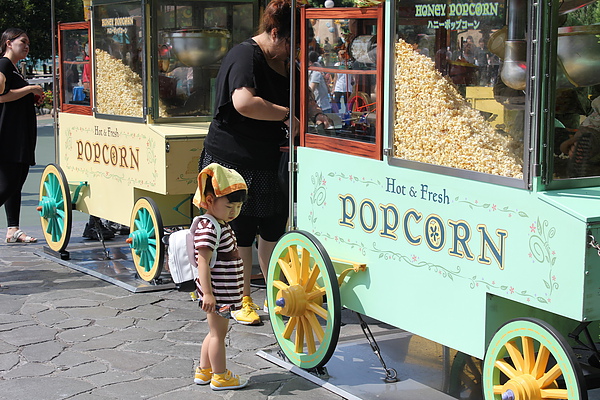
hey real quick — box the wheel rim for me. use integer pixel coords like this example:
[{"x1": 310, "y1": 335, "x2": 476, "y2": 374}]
[
  {"x1": 38, "y1": 164, "x2": 72, "y2": 252},
  {"x1": 267, "y1": 230, "x2": 341, "y2": 369},
  {"x1": 483, "y1": 318, "x2": 587, "y2": 400},
  {"x1": 128, "y1": 197, "x2": 164, "y2": 282}
]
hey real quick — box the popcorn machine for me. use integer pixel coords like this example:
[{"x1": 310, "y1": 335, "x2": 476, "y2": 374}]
[
  {"x1": 41, "y1": 0, "x2": 259, "y2": 281},
  {"x1": 264, "y1": 0, "x2": 600, "y2": 398}
]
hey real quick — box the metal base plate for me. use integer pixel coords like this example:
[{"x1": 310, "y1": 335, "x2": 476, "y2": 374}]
[
  {"x1": 259, "y1": 331, "x2": 458, "y2": 400},
  {"x1": 35, "y1": 240, "x2": 175, "y2": 293}
]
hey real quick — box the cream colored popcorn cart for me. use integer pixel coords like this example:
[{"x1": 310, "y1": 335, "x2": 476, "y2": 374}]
[
  {"x1": 265, "y1": 0, "x2": 600, "y2": 399},
  {"x1": 39, "y1": 0, "x2": 259, "y2": 282}
]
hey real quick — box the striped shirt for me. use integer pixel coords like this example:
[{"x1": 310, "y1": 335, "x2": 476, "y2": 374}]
[{"x1": 193, "y1": 217, "x2": 244, "y2": 311}]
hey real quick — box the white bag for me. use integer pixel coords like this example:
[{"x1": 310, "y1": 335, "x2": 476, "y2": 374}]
[{"x1": 166, "y1": 214, "x2": 221, "y2": 290}]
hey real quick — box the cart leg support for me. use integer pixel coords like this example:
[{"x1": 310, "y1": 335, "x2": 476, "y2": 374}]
[{"x1": 354, "y1": 311, "x2": 399, "y2": 383}]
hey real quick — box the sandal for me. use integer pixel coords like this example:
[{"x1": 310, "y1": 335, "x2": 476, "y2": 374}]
[{"x1": 6, "y1": 229, "x2": 37, "y2": 243}]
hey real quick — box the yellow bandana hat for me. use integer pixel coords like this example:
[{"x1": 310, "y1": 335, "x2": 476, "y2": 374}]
[{"x1": 193, "y1": 163, "x2": 247, "y2": 209}]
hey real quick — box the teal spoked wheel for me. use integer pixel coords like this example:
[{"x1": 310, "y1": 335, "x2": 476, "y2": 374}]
[
  {"x1": 267, "y1": 230, "x2": 341, "y2": 369},
  {"x1": 483, "y1": 318, "x2": 587, "y2": 400},
  {"x1": 38, "y1": 164, "x2": 72, "y2": 252},
  {"x1": 127, "y1": 197, "x2": 164, "y2": 282}
]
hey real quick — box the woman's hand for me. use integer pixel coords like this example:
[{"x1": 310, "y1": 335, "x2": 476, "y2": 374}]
[
  {"x1": 0, "y1": 84, "x2": 44, "y2": 103},
  {"x1": 284, "y1": 115, "x2": 300, "y2": 137}
]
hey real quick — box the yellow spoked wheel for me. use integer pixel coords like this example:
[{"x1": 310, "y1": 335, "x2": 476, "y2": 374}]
[
  {"x1": 267, "y1": 230, "x2": 341, "y2": 370},
  {"x1": 483, "y1": 318, "x2": 587, "y2": 400},
  {"x1": 127, "y1": 197, "x2": 164, "y2": 282},
  {"x1": 38, "y1": 164, "x2": 72, "y2": 252}
]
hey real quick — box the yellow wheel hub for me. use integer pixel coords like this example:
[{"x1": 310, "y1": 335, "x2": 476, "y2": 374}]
[
  {"x1": 501, "y1": 374, "x2": 546, "y2": 400},
  {"x1": 276, "y1": 285, "x2": 308, "y2": 317}
]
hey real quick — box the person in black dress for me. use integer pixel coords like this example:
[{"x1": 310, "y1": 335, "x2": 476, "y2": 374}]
[{"x1": 0, "y1": 28, "x2": 44, "y2": 243}]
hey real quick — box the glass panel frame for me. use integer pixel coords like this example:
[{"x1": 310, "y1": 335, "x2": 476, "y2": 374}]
[
  {"x1": 58, "y1": 22, "x2": 92, "y2": 115},
  {"x1": 389, "y1": 0, "x2": 528, "y2": 185},
  {"x1": 300, "y1": 6, "x2": 384, "y2": 160},
  {"x1": 92, "y1": 1, "x2": 146, "y2": 121},
  {"x1": 151, "y1": 0, "x2": 257, "y2": 121}
]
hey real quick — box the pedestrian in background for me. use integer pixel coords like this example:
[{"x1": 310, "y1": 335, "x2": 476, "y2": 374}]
[{"x1": 0, "y1": 28, "x2": 44, "y2": 244}]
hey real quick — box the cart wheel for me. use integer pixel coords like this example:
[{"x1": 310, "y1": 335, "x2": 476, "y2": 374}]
[
  {"x1": 448, "y1": 352, "x2": 483, "y2": 400},
  {"x1": 38, "y1": 164, "x2": 72, "y2": 252},
  {"x1": 267, "y1": 230, "x2": 341, "y2": 369},
  {"x1": 483, "y1": 318, "x2": 587, "y2": 400},
  {"x1": 128, "y1": 197, "x2": 164, "y2": 282}
]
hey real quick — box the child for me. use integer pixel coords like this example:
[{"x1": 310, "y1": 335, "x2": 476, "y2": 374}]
[{"x1": 192, "y1": 163, "x2": 249, "y2": 391}]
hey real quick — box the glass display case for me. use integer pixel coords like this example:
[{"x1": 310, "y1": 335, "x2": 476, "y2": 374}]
[
  {"x1": 93, "y1": 1, "x2": 145, "y2": 119},
  {"x1": 391, "y1": 0, "x2": 600, "y2": 187},
  {"x1": 392, "y1": 0, "x2": 526, "y2": 181},
  {"x1": 300, "y1": 6, "x2": 384, "y2": 160},
  {"x1": 152, "y1": 0, "x2": 257, "y2": 120},
  {"x1": 58, "y1": 22, "x2": 92, "y2": 115},
  {"x1": 548, "y1": 13, "x2": 600, "y2": 185}
]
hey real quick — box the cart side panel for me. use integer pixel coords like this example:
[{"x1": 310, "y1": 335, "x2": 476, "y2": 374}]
[
  {"x1": 58, "y1": 113, "x2": 168, "y2": 225},
  {"x1": 164, "y1": 137, "x2": 203, "y2": 195},
  {"x1": 296, "y1": 147, "x2": 588, "y2": 358}
]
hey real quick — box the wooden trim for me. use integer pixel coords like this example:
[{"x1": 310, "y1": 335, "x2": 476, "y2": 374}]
[
  {"x1": 299, "y1": 5, "x2": 383, "y2": 160},
  {"x1": 57, "y1": 21, "x2": 92, "y2": 116}
]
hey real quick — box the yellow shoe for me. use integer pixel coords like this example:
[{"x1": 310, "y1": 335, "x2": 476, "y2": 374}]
[
  {"x1": 194, "y1": 366, "x2": 212, "y2": 385},
  {"x1": 210, "y1": 370, "x2": 248, "y2": 391},
  {"x1": 232, "y1": 296, "x2": 260, "y2": 325},
  {"x1": 263, "y1": 299, "x2": 268, "y2": 313}
]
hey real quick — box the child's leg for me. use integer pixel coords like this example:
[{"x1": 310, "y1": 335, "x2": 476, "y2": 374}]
[
  {"x1": 206, "y1": 312, "x2": 229, "y2": 374},
  {"x1": 200, "y1": 333, "x2": 211, "y2": 369}
]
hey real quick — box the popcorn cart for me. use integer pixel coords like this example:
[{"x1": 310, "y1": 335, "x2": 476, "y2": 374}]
[
  {"x1": 39, "y1": 0, "x2": 259, "y2": 281},
  {"x1": 266, "y1": 0, "x2": 600, "y2": 398}
]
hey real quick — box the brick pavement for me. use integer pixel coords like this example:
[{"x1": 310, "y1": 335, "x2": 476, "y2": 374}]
[{"x1": 0, "y1": 236, "x2": 347, "y2": 400}]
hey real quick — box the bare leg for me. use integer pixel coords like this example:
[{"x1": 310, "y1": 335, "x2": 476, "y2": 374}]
[
  {"x1": 257, "y1": 237, "x2": 277, "y2": 279},
  {"x1": 206, "y1": 312, "x2": 229, "y2": 374},
  {"x1": 238, "y1": 246, "x2": 252, "y2": 298},
  {"x1": 200, "y1": 333, "x2": 211, "y2": 369}
]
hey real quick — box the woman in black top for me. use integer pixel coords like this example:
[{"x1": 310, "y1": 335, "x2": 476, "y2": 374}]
[
  {"x1": 0, "y1": 28, "x2": 44, "y2": 243},
  {"x1": 199, "y1": 0, "x2": 298, "y2": 325}
]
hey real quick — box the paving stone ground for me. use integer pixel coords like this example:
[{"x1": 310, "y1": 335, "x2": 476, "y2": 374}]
[{"x1": 0, "y1": 230, "x2": 396, "y2": 400}]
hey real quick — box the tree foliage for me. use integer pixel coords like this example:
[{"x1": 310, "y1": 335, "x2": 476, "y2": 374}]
[{"x1": 0, "y1": 0, "x2": 84, "y2": 61}]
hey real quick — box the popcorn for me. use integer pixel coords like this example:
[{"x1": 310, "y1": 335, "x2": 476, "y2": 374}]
[
  {"x1": 95, "y1": 49, "x2": 144, "y2": 117},
  {"x1": 393, "y1": 39, "x2": 523, "y2": 179}
]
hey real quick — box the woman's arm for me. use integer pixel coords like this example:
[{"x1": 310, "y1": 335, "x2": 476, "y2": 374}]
[
  {"x1": 0, "y1": 84, "x2": 43, "y2": 103},
  {"x1": 0, "y1": 72, "x2": 5, "y2": 94},
  {"x1": 232, "y1": 86, "x2": 289, "y2": 121}
]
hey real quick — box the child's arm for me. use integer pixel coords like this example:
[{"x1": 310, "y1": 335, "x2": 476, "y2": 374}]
[{"x1": 197, "y1": 248, "x2": 216, "y2": 313}]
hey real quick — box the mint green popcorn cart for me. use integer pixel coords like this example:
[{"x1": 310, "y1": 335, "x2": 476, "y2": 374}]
[{"x1": 265, "y1": 1, "x2": 600, "y2": 399}]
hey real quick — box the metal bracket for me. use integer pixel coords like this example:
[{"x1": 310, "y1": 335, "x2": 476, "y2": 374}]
[
  {"x1": 588, "y1": 232, "x2": 600, "y2": 256},
  {"x1": 354, "y1": 312, "x2": 399, "y2": 383},
  {"x1": 70, "y1": 181, "x2": 88, "y2": 207},
  {"x1": 331, "y1": 258, "x2": 367, "y2": 287}
]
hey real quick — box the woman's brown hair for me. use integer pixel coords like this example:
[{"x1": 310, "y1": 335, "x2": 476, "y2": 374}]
[
  {"x1": 0, "y1": 28, "x2": 26, "y2": 57},
  {"x1": 258, "y1": 0, "x2": 295, "y2": 40}
]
